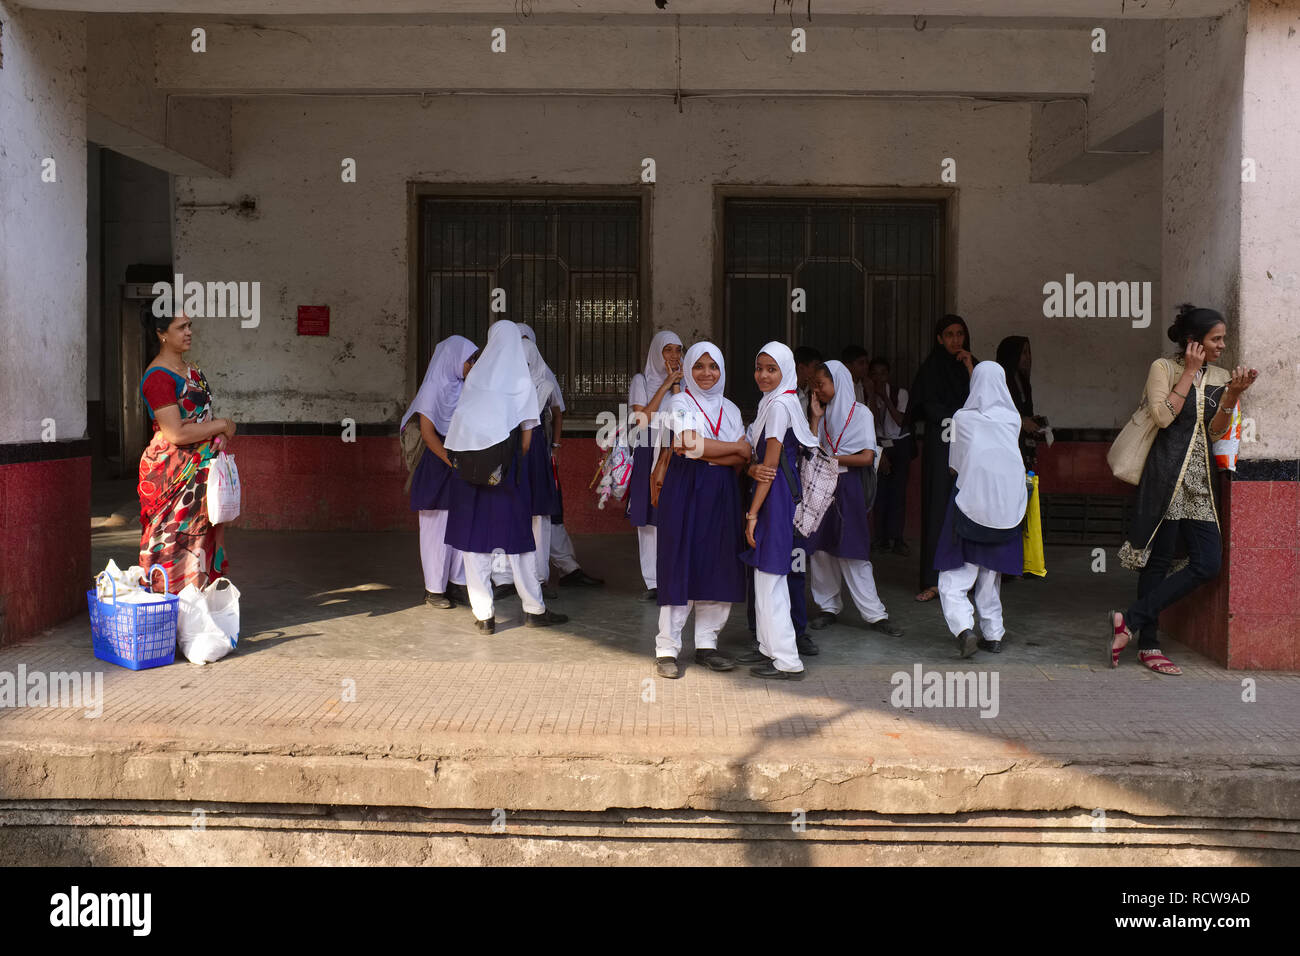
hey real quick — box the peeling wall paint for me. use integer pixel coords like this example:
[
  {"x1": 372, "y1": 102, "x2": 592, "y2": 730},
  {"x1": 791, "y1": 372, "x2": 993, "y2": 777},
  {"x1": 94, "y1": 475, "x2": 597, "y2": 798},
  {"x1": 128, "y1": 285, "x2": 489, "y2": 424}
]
[
  {"x1": 173, "y1": 94, "x2": 1163, "y2": 427},
  {"x1": 0, "y1": 2, "x2": 87, "y2": 444}
]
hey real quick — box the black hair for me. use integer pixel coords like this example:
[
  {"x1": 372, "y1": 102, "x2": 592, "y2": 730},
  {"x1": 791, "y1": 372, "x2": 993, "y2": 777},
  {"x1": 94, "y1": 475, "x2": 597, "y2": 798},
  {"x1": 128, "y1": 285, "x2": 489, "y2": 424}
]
[
  {"x1": 141, "y1": 307, "x2": 183, "y2": 362},
  {"x1": 811, "y1": 362, "x2": 834, "y2": 381},
  {"x1": 840, "y1": 344, "x2": 869, "y2": 364},
  {"x1": 1167, "y1": 303, "x2": 1226, "y2": 351},
  {"x1": 868, "y1": 357, "x2": 890, "y2": 372},
  {"x1": 793, "y1": 345, "x2": 823, "y2": 366},
  {"x1": 933, "y1": 314, "x2": 971, "y2": 352}
]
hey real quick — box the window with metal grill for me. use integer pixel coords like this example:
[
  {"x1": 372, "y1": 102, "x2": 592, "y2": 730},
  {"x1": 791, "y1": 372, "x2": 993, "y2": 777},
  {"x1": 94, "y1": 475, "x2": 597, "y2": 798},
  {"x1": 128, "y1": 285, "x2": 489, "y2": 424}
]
[
  {"x1": 723, "y1": 199, "x2": 945, "y2": 412},
  {"x1": 418, "y1": 197, "x2": 644, "y2": 420}
]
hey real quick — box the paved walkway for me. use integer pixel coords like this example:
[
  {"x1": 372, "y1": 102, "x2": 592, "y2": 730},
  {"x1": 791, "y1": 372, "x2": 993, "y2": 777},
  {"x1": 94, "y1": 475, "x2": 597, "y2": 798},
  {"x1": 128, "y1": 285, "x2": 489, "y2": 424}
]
[{"x1": 2, "y1": 528, "x2": 1293, "y2": 752}]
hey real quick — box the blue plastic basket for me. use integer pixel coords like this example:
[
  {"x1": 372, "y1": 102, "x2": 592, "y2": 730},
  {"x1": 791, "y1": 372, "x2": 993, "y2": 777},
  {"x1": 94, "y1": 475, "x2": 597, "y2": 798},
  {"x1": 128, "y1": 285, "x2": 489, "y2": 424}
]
[{"x1": 87, "y1": 566, "x2": 178, "y2": 670}]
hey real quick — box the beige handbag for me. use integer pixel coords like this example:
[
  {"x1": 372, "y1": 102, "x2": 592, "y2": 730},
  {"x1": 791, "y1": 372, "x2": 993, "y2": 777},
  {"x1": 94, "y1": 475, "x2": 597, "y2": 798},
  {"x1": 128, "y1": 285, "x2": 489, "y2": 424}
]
[{"x1": 1107, "y1": 359, "x2": 1173, "y2": 486}]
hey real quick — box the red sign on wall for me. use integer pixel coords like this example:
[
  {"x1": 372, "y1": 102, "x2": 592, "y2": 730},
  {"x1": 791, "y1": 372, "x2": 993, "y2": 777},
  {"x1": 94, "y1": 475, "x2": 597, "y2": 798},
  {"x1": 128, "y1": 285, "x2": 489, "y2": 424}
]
[{"x1": 297, "y1": 306, "x2": 330, "y2": 336}]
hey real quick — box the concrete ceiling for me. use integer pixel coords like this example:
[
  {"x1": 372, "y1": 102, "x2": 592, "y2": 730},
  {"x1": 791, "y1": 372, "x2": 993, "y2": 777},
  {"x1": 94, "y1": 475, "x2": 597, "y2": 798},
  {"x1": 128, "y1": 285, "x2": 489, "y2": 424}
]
[{"x1": 11, "y1": 0, "x2": 1242, "y2": 19}]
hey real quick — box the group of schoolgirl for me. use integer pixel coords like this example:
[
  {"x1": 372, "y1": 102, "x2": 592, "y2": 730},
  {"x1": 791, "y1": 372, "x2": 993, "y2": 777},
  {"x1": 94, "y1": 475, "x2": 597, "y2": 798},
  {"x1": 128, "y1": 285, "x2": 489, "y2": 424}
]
[
  {"x1": 624, "y1": 332, "x2": 906, "y2": 681},
  {"x1": 402, "y1": 319, "x2": 603, "y2": 636},
  {"x1": 626, "y1": 332, "x2": 1032, "y2": 677}
]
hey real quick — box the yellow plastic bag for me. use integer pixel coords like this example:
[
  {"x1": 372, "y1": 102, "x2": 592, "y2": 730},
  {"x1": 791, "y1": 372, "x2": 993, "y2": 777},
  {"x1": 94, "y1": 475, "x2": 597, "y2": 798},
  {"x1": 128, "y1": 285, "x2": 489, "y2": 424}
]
[{"x1": 1023, "y1": 474, "x2": 1046, "y2": 578}]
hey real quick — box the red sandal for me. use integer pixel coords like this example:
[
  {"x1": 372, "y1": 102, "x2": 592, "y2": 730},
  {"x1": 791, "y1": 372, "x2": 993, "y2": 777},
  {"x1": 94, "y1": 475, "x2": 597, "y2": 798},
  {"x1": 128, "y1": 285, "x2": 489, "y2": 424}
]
[
  {"x1": 1106, "y1": 610, "x2": 1132, "y2": 668},
  {"x1": 1138, "y1": 650, "x2": 1182, "y2": 676}
]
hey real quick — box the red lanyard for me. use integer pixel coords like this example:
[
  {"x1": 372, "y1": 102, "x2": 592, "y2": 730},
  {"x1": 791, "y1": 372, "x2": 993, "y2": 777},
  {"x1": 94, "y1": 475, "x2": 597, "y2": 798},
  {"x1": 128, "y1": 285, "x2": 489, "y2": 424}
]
[
  {"x1": 686, "y1": 389, "x2": 723, "y2": 439},
  {"x1": 829, "y1": 404, "x2": 855, "y2": 455}
]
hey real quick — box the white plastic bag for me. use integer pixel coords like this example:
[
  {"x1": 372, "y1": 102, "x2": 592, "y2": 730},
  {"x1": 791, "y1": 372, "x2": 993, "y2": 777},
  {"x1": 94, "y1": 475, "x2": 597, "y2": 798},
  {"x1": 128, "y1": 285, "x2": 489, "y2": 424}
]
[
  {"x1": 203, "y1": 578, "x2": 240, "y2": 645},
  {"x1": 206, "y1": 452, "x2": 242, "y2": 525},
  {"x1": 177, "y1": 583, "x2": 236, "y2": 665}
]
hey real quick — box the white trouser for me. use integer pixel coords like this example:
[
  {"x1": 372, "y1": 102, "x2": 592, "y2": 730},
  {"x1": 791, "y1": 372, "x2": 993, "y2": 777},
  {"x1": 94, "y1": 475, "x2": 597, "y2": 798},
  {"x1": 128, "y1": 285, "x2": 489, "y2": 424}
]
[
  {"x1": 463, "y1": 550, "x2": 545, "y2": 621},
  {"x1": 418, "y1": 509, "x2": 466, "y2": 593},
  {"x1": 637, "y1": 526, "x2": 657, "y2": 590},
  {"x1": 550, "y1": 523, "x2": 581, "y2": 576},
  {"x1": 938, "y1": 562, "x2": 1005, "y2": 641},
  {"x1": 491, "y1": 516, "x2": 554, "y2": 586},
  {"x1": 753, "y1": 569, "x2": 802, "y2": 673},
  {"x1": 655, "y1": 601, "x2": 731, "y2": 659},
  {"x1": 809, "y1": 551, "x2": 888, "y2": 623}
]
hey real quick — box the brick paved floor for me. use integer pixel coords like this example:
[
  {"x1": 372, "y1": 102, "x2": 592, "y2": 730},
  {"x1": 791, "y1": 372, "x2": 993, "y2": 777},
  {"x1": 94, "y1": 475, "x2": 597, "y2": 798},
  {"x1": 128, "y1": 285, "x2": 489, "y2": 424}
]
[{"x1": 0, "y1": 529, "x2": 1295, "y2": 764}]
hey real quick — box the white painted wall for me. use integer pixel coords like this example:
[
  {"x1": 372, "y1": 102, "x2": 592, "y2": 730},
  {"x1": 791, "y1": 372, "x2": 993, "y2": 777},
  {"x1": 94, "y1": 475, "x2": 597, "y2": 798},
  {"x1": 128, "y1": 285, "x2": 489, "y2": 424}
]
[
  {"x1": 0, "y1": 2, "x2": 87, "y2": 445},
  {"x1": 174, "y1": 93, "x2": 1163, "y2": 428}
]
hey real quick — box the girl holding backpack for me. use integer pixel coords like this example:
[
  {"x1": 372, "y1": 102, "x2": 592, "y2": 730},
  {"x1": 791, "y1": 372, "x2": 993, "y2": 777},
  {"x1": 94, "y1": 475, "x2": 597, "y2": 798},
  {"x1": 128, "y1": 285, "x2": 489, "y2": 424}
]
[
  {"x1": 736, "y1": 343, "x2": 819, "y2": 680},
  {"x1": 647, "y1": 341, "x2": 751, "y2": 679},
  {"x1": 626, "y1": 330, "x2": 684, "y2": 600},
  {"x1": 443, "y1": 321, "x2": 569, "y2": 634},
  {"x1": 805, "y1": 361, "x2": 903, "y2": 639},
  {"x1": 402, "y1": 334, "x2": 479, "y2": 610}
]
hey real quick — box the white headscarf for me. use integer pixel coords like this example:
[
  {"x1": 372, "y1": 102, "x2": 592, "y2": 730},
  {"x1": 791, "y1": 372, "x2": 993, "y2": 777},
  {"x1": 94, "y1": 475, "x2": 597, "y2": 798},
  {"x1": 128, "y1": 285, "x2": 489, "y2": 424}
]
[
  {"x1": 517, "y1": 323, "x2": 566, "y2": 412},
  {"x1": 818, "y1": 360, "x2": 877, "y2": 463},
  {"x1": 445, "y1": 320, "x2": 541, "y2": 452},
  {"x1": 521, "y1": 338, "x2": 559, "y2": 414},
  {"x1": 664, "y1": 341, "x2": 745, "y2": 443},
  {"x1": 401, "y1": 334, "x2": 478, "y2": 435},
  {"x1": 641, "y1": 330, "x2": 684, "y2": 396},
  {"x1": 951, "y1": 361, "x2": 1028, "y2": 530},
  {"x1": 746, "y1": 342, "x2": 819, "y2": 449}
]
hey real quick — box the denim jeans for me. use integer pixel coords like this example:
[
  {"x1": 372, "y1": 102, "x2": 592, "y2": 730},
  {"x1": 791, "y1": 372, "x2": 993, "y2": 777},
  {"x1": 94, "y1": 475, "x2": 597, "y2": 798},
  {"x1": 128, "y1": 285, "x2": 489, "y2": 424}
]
[{"x1": 1125, "y1": 519, "x2": 1222, "y2": 649}]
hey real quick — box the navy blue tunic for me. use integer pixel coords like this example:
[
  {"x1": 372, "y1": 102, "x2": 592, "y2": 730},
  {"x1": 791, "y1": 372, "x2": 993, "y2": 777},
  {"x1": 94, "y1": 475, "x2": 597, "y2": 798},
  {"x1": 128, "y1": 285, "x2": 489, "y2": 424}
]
[
  {"x1": 624, "y1": 443, "x2": 657, "y2": 528},
  {"x1": 409, "y1": 435, "x2": 456, "y2": 512},
  {"x1": 443, "y1": 437, "x2": 536, "y2": 555},
  {"x1": 524, "y1": 424, "x2": 560, "y2": 518},
  {"x1": 932, "y1": 487, "x2": 1024, "y2": 576},
  {"x1": 739, "y1": 426, "x2": 802, "y2": 576},
  {"x1": 804, "y1": 467, "x2": 873, "y2": 560},
  {"x1": 655, "y1": 451, "x2": 746, "y2": 607}
]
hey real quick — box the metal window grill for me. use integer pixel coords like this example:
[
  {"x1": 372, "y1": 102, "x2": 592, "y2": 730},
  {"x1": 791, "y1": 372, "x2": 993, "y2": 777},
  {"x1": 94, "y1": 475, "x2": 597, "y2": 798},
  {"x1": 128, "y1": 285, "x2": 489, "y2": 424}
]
[
  {"x1": 418, "y1": 197, "x2": 643, "y2": 419},
  {"x1": 723, "y1": 199, "x2": 944, "y2": 413}
]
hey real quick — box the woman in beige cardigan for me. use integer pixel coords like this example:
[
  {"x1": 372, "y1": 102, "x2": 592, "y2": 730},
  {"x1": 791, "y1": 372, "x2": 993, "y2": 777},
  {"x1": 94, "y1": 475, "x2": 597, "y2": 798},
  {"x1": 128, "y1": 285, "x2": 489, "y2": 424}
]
[{"x1": 1109, "y1": 305, "x2": 1257, "y2": 675}]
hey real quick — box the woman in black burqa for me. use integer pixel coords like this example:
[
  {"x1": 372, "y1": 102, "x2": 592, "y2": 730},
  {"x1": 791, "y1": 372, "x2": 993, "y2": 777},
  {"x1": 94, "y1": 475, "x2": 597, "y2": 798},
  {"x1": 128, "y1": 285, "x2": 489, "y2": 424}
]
[{"x1": 908, "y1": 315, "x2": 975, "y2": 602}]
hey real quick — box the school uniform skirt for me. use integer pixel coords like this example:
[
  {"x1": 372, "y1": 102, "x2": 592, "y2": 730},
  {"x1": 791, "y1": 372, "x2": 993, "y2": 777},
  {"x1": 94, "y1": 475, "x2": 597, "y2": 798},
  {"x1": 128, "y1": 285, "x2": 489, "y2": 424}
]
[
  {"x1": 444, "y1": 450, "x2": 536, "y2": 555},
  {"x1": 804, "y1": 468, "x2": 872, "y2": 560},
  {"x1": 524, "y1": 424, "x2": 561, "y2": 517},
  {"x1": 625, "y1": 444, "x2": 657, "y2": 528},
  {"x1": 932, "y1": 488, "x2": 1023, "y2": 576},
  {"x1": 739, "y1": 429, "x2": 800, "y2": 576},
  {"x1": 655, "y1": 455, "x2": 746, "y2": 607},
  {"x1": 408, "y1": 439, "x2": 456, "y2": 512}
]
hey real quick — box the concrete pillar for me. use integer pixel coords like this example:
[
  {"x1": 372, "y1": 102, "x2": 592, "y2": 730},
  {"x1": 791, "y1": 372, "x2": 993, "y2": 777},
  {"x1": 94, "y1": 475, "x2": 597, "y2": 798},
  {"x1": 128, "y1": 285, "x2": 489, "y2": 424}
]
[
  {"x1": 1159, "y1": 1, "x2": 1300, "y2": 669},
  {"x1": 0, "y1": 2, "x2": 90, "y2": 644}
]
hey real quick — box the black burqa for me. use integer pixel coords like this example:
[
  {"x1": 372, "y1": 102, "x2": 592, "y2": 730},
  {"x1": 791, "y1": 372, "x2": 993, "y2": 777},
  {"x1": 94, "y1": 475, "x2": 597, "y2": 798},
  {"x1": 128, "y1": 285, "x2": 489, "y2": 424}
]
[
  {"x1": 908, "y1": 315, "x2": 974, "y2": 592},
  {"x1": 996, "y1": 335, "x2": 1036, "y2": 470}
]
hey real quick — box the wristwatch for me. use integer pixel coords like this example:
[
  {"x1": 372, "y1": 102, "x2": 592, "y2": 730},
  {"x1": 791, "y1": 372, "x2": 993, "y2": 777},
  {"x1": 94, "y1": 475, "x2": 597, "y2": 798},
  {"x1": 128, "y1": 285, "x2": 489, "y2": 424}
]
[{"x1": 551, "y1": 442, "x2": 562, "y2": 448}]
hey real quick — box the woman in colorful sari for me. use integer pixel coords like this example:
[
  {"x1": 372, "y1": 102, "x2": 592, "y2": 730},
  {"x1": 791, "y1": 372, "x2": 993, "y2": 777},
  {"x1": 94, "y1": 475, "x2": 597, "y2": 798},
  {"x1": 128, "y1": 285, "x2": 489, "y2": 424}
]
[{"x1": 137, "y1": 311, "x2": 237, "y2": 593}]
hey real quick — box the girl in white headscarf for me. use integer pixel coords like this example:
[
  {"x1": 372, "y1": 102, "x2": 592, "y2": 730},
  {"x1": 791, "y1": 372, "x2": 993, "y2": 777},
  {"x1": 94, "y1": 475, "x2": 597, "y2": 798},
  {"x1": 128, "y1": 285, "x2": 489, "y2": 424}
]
[
  {"x1": 444, "y1": 320, "x2": 569, "y2": 634},
  {"x1": 935, "y1": 360, "x2": 1028, "y2": 658},
  {"x1": 403, "y1": 335, "x2": 478, "y2": 609},
  {"x1": 805, "y1": 361, "x2": 903, "y2": 639},
  {"x1": 736, "y1": 343, "x2": 819, "y2": 680},
  {"x1": 645, "y1": 341, "x2": 751, "y2": 679},
  {"x1": 626, "y1": 329, "x2": 684, "y2": 599}
]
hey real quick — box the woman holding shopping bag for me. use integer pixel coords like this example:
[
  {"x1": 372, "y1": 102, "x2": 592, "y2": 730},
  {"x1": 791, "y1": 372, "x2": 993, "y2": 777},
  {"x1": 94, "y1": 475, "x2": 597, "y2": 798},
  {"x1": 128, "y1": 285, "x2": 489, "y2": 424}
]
[
  {"x1": 1108, "y1": 305, "x2": 1258, "y2": 675},
  {"x1": 137, "y1": 310, "x2": 238, "y2": 593}
]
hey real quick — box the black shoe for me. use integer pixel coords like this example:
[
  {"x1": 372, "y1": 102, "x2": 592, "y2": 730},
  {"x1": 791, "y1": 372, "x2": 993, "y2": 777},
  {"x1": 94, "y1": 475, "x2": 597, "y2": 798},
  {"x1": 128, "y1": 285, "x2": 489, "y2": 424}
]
[
  {"x1": 492, "y1": 583, "x2": 513, "y2": 600},
  {"x1": 525, "y1": 609, "x2": 569, "y2": 627},
  {"x1": 642, "y1": 588, "x2": 658, "y2": 601},
  {"x1": 977, "y1": 638, "x2": 1003, "y2": 654},
  {"x1": 735, "y1": 645, "x2": 772, "y2": 665},
  {"x1": 809, "y1": 612, "x2": 837, "y2": 630},
  {"x1": 694, "y1": 649, "x2": 736, "y2": 671},
  {"x1": 868, "y1": 618, "x2": 904, "y2": 637},
  {"x1": 475, "y1": 616, "x2": 496, "y2": 635},
  {"x1": 655, "y1": 656, "x2": 680, "y2": 679},
  {"x1": 541, "y1": 584, "x2": 559, "y2": 601},
  {"x1": 796, "y1": 634, "x2": 820, "y2": 656},
  {"x1": 560, "y1": 569, "x2": 605, "y2": 587},
  {"x1": 446, "y1": 583, "x2": 469, "y2": 604},
  {"x1": 892, "y1": 541, "x2": 910, "y2": 557},
  {"x1": 424, "y1": 591, "x2": 453, "y2": 609},
  {"x1": 750, "y1": 664, "x2": 805, "y2": 680},
  {"x1": 957, "y1": 628, "x2": 979, "y2": 659}
]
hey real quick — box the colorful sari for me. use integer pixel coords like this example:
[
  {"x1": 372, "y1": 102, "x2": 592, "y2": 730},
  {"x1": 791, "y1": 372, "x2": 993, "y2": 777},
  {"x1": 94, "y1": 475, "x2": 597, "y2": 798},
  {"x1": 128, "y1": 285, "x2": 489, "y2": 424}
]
[{"x1": 137, "y1": 364, "x2": 228, "y2": 593}]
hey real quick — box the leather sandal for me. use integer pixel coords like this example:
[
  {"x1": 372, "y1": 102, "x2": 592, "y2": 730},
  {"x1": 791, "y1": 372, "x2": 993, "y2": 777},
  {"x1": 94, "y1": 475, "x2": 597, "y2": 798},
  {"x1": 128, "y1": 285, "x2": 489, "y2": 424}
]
[
  {"x1": 1138, "y1": 649, "x2": 1182, "y2": 676},
  {"x1": 1107, "y1": 610, "x2": 1132, "y2": 668}
]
